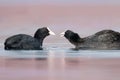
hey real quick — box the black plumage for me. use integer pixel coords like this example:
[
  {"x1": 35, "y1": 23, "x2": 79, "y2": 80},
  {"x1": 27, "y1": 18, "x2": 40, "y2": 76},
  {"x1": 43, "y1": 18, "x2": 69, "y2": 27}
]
[
  {"x1": 4, "y1": 27, "x2": 55, "y2": 50},
  {"x1": 62, "y1": 30, "x2": 120, "y2": 50}
]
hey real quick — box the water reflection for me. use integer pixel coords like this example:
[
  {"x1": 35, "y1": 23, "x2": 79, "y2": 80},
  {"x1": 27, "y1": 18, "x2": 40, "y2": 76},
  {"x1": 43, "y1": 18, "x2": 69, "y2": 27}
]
[
  {"x1": 1, "y1": 44, "x2": 120, "y2": 80},
  {"x1": 65, "y1": 58, "x2": 81, "y2": 65},
  {"x1": 1, "y1": 43, "x2": 120, "y2": 58},
  {"x1": 0, "y1": 54, "x2": 120, "y2": 80},
  {"x1": 1, "y1": 50, "x2": 49, "y2": 69}
]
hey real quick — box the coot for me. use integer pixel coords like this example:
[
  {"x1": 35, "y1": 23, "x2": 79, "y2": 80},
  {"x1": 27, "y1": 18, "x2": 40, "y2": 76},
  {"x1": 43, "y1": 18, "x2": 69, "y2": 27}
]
[
  {"x1": 61, "y1": 30, "x2": 120, "y2": 50},
  {"x1": 4, "y1": 27, "x2": 55, "y2": 50}
]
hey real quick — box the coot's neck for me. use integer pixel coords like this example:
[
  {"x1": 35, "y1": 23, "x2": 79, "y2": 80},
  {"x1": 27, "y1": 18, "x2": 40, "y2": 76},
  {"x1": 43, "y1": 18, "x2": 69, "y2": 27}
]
[
  {"x1": 70, "y1": 37, "x2": 83, "y2": 42},
  {"x1": 34, "y1": 34, "x2": 46, "y2": 47},
  {"x1": 39, "y1": 39, "x2": 44, "y2": 46},
  {"x1": 78, "y1": 38, "x2": 84, "y2": 43},
  {"x1": 69, "y1": 38, "x2": 84, "y2": 48}
]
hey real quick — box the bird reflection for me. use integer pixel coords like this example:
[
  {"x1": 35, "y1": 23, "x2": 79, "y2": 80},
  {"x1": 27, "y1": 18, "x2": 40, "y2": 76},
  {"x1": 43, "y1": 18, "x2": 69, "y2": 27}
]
[{"x1": 65, "y1": 58, "x2": 81, "y2": 67}]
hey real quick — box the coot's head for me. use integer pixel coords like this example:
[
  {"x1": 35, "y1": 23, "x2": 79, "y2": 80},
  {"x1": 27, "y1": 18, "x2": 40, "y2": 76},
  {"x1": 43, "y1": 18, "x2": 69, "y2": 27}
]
[
  {"x1": 34, "y1": 27, "x2": 55, "y2": 40},
  {"x1": 61, "y1": 30, "x2": 82, "y2": 46}
]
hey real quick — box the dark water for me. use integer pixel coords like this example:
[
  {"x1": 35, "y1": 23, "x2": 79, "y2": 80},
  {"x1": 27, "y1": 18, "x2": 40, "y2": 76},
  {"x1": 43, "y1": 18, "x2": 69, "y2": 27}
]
[{"x1": 0, "y1": 43, "x2": 120, "y2": 58}]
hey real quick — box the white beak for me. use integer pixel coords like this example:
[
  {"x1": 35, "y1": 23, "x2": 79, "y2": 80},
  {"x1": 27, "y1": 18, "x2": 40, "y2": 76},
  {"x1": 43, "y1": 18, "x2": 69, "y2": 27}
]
[
  {"x1": 60, "y1": 32, "x2": 65, "y2": 37},
  {"x1": 47, "y1": 27, "x2": 55, "y2": 35}
]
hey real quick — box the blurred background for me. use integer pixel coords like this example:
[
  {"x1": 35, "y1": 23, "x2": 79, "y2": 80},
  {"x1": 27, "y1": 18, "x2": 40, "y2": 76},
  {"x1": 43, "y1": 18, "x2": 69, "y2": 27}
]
[{"x1": 0, "y1": 0, "x2": 120, "y2": 44}]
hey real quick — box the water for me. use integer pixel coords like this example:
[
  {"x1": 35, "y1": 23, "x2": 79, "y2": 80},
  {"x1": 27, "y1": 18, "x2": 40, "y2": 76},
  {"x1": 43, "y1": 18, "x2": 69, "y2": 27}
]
[
  {"x1": 1, "y1": 4, "x2": 120, "y2": 80},
  {"x1": 0, "y1": 43, "x2": 120, "y2": 58},
  {"x1": 1, "y1": 43, "x2": 120, "y2": 80}
]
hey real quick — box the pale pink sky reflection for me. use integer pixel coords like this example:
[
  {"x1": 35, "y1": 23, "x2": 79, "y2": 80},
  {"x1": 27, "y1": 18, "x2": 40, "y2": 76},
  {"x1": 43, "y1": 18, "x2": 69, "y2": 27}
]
[{"x1": 0, "y1": 4, "x2": 120, "y2": 43}]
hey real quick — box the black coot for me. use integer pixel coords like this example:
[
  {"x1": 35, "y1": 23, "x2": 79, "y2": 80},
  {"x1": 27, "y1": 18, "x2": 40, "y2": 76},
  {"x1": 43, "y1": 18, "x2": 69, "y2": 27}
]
[
  {"x1": 61, "y1": 30, "x2": 120, "y2": 50},
  {"x1": 4, "y1": 27, "x2": 55, "y2": 50}
]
